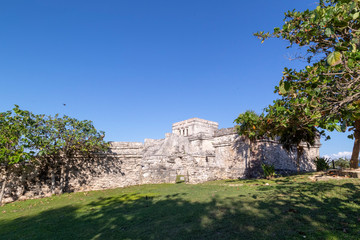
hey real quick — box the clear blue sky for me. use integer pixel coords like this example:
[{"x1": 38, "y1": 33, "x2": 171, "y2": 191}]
[{"x1": 0, "y1": 0, "x2": 354, "y2": 158}]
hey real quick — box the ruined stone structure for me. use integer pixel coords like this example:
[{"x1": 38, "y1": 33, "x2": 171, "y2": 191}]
[
  {"x1": 112, "y1": 118, "x2": 320, "y2": 184},
  {"x1": 85, "y1": 118, "x2": 320, "y2": 189},
  {"x1": 1, "y1": 118, "x2": 321, "y2": 203}
]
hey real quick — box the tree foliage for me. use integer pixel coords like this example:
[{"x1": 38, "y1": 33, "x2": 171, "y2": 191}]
[
  {"x1": 234, "y1": 111, "x2": 267, "y2": 177},
  {"x1": 234, "y1": 110, "x2": 264, "y2": 143},
  {"x1": 253, "y1": 0, "x2": 360, "y2": 168},
  {"x1": 265, "y1": 100, "x2": 320, "y2": 172},
  {"x1": 0, "y1": 106, "x2": 108, "y2": 204},
  {"x1": 235, "y1": 105, "x2": 320, "y2": 173},
  {"x1": 30, "y1": 114, "x2": 109, "y2": 193},
  {"x1": 0, "y1": 106, "x2": 36, "y2": 204}
]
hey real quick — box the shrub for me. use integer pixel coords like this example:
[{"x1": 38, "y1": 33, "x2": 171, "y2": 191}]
[
  {"x1": 175, "y1": 175, "x2": 186, "y2": 184},
  {"x1": 334, "y1": 158, "x2": 350, "y2": 169},
  {"x1": 261, "y1": 163, "x2": 276, "y2": 179},
  {"x1": 314, "y1": 157, "x2": 330, "y2": 171}
]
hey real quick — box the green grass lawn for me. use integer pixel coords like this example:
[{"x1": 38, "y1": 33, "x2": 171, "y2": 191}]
[{"x1": 0, "y1": 174, "x2": 359, "y2": 240}]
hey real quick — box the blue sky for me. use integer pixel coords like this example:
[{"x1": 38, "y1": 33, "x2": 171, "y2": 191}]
[{"x1": 0, "y1": 0, "x2": 354, "y2": 158}]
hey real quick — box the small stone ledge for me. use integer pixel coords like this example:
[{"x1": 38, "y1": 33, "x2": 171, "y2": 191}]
[
  {"x1": 213, "y1": 142, "x2": 233, "y2": 148},
  {"x1": 109, "y1": 142, "x2": 144, "y2": 148},
  {"x1": 214, "y1": 127, "x2": 236, "y2": 137},
  {"x1": 188, "y1": 132, "x2": 213, "y2": 141}
]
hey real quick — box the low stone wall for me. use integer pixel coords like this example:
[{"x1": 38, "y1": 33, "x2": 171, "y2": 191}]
[{"x1": 0, "y1": 143, "x2": 143, "y2": 203}]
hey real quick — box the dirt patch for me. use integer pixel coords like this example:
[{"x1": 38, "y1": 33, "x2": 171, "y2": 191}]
[
  {"x1": 309, "y1": 169, "x2": 360, "y2": 181},
  {"x1": 308, "y1": 175, "x2": 347, "y2": 182}
]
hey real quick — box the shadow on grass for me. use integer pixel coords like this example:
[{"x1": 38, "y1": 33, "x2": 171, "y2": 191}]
[{"x1": 1, "y1": 182, "x2": 360, "y2": 240}]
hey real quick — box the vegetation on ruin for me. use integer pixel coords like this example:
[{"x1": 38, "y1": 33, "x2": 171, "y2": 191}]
[
  {"x1": 314, "y1": 157, "x2": 332, "y2": 171},
  {"x1": 29, "y1": 113, "x2": 109, "y2": 194},
  {"x1": 0, "y1": 174, "x2": 359, "y2": 239},
  {"x1": 236, "y1": 0, "x2": 360, "y2": 169},
  {"x1": 234, "y1": 108, "x2": 319, "y2": 173},
  {"x1": 0, "y1": 106, "x2": 108, "y2": 205},
  {"x1": 0, "y1": 106, "x2": 37, "y2": 204}
]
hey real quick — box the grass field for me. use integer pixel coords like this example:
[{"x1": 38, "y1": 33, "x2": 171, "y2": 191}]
[{"x1": 0, "y1": 174, "x2": 359, "y2": 240}]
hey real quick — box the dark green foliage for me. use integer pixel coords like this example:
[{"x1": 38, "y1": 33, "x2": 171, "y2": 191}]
[
  {"x1": 0, "y1": 105, "x2": 36, "y2": 166},
  {"x1": 234, "y1": 110, "x2": 264, "y2": 142},
  {"x1": 314, "y1": 157, "x2": 330, "y2": 171},
  {"x1": 30, "y1": 114, "x2": 109, "y2": 193},
  {"x1": 261, "y1": 163, "x2": 276, "y2": 179},
  {"x1": 277, "y1": 122, "x2": 317, "y2": 153},
  {"x1": 0, "y1": 105, "x2": 108, "y2": 203},
  {"x1": 255, "y1": 0, "x2": 360, "y2": 168},
  {"x1": 0, "y1": 106, "x2": 38, "y2": 204}
]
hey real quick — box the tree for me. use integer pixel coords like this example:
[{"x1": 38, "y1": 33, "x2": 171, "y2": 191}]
[
  {"x1": 0, "y1": 106, "x2": 35, "y2": 205},
  {"x1": 255, "y1": 0, "x2": 360, "y2": 168},
  {"x1": 263, "y1": 100, "x2": 320, "y2": 172},
  {"x1": 32, "y1": 114, "x2": 109, "y2": 193},
  {"x1": 234, "y1": 110, "x2": 264, "y2": 143},
  {"x1": 235, "y1": 105, "x2": 320, "y2": 173},
  {"x1": 1, "y1": 106, "x2": 109, "y2": 203},
  {"x1": 234, "y1": 110, "x2": 266, "y2": 176}
]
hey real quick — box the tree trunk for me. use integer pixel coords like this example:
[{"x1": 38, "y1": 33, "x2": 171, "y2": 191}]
[
  {"x1": 247, "y1": 141, "x2": 251, "y2": 170},
  {"x1": 245, "y1": 138, "x2": 251, "y2": 178},
  {"x1": 350, "y1": 120, "x2": 360, "y2": 169},
  {"x1": 51, "y1": 170, "x2": 56, "y2": 195},
  {"x1": 59, "y1": 164, "x2": 65, "y2": 194},
  {"x1": 296, "y1": 147, "x2": 300, "y2": 173},
  {"x1": 64, "y1": 164, "x2": 70, "y2": 192},
  {"x1": 0, "y1": 175, "x2": 7, "y2": 206},
  {"x1": 296, "y1": 145, "x2": 304, "y2": 173},
  {"x1": 21, "y1": 171, "x2": 28, "y2": 196}
]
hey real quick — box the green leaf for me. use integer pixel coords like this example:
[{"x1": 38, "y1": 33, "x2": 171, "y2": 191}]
[
  {"x1": 340, "y1": 122, "x2": 347, "y2": 132},
  {"x1": 325, "y1": 28, "x2": 333, "y2": 37},
  {"x1": 350, "y1": 43, "x2": 357, "y2": 53},
  {"x1": 353, "y1": 12, "x2": 359, "y2": 20},
  {"x1": 311, "y1": 112, "x2": 322, "y2": 119},
  {"x1": 348, "y1": 58, "x2": 354, "y2": 67},
  {"x1": 334, "y1": 125, "x2": 342, "y2": 132},
  {"x1": 279, "y1": 81, "x2": 291, "y2": 95},
  {"x1": 327, "y1": 52, "x2": 342, "y2": 66},
  {"x1": 279, "y1": 83, "x2": 286, "y2": 95},
  {"x1": 304, "y1": 108, "x2": 310, "y2": 115}
]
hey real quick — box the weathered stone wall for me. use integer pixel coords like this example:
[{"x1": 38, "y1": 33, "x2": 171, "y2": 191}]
[
  {"x1": 212, "y1": 127, "x2": 319, "y2": 178},
  {"x1": 80, "y1": 142, "x2": 144, "y2": 190},
  {"x1": 0, "y1": 118, "x2": 320, "y2": 203},
  {"x1": 0, "y1": 142, "x2": 144, "y2": 203}
]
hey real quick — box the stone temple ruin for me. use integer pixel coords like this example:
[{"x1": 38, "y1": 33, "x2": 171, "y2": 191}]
[
  {"x1": 2, "y1": 118, "x2": 321, "y2": 202},
  {"x1": 105, "y1": 117, "x2": 320, "y2": 187}
]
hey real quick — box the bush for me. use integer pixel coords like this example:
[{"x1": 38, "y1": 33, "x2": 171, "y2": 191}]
[
  {"x1": 175, "y1": 175, "x2": 186, "y2": 184},
  {"x1": 314, "y1": 157, "x2": 330, "y2": 171},
  {"x1": 334, "y1": 158, "x2": 350, "y2": 169},
  {"x1": 261, "y1": 164, "x2": 276, "y2": 179}
]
